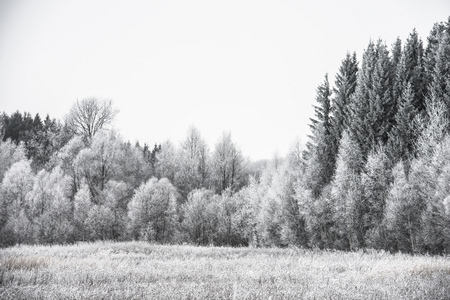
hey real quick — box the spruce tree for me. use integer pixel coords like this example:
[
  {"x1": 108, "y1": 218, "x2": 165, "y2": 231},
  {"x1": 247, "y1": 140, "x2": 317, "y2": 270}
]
[
  {"x1": 423, "y1": 18, "x2": 449, "y2": 94},
  {"x1": 427, "y1": 32, "x2": 450, "y2": 114},
  {"x1": 404, "y1": 29, "x2": 426, "y2": 112},
  {"x1": 389, "y1": 30, "x2": 427, "y2": 166},
  {"x1": 331, "y1": 52, "x2": 358, "y2": 153},
  {"x1": 393, "y1": 48, "x2": 407, "y2": 105},
  {"x1": 372, "y1": 40, "x2": 396, "y2": 144},
  {"x1": 394, "y1": 29, "x2": 425, "y2": 113},
  {"x1": 349, "y1": 41, "x2": 377, "y2": 157},
  {"x1": 350, "y1": 40, "x2": 395, "y2": 158},
  {"x1": 304, "y1": 74, "x2": 334, "y2": 197},
  {"x1": 391, "y1": 37, "x2": 402, "y2": 77},
  {"x1": 388, "y1": 82, "x2": 419, "y2": 167}
]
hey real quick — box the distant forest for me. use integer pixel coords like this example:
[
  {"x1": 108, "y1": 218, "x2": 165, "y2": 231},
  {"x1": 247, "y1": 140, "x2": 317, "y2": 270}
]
[{"x1": 1, "y1": 17, "x2": 450, "y2": 254}]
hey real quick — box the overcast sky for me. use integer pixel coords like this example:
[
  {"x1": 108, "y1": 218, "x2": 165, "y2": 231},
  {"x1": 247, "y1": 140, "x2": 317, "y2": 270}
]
[{"x1": 0, "y1": 0, "x2": 448, "y2": 160}]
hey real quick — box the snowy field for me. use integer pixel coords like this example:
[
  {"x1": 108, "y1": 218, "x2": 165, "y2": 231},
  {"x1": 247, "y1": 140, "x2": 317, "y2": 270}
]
[{"x1": 1, "y1": 241, "x2": 449, "y2": 299}]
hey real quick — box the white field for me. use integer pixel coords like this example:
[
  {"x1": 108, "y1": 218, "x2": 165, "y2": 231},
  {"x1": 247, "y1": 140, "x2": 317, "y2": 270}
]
[{"x1": 0, "y1": 241, "x2": 449, "y2": 299}]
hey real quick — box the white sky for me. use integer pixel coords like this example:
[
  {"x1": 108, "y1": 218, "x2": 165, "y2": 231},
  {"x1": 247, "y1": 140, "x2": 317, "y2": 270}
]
[{"x1": 0, "y1": 0, "x2": 448, "y2": 160}]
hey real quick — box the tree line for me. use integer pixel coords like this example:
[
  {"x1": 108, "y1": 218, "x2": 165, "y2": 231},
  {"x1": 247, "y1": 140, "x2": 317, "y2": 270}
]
[
  {"x1": 0, "y1": 97, "x2": 253, "y2": 247},
  {"x1": 302, "y1": 17, "x2": 450, "y2": 254},
  {"x1": 1, "y1": 17, "x2": 450, "y2": 253}
]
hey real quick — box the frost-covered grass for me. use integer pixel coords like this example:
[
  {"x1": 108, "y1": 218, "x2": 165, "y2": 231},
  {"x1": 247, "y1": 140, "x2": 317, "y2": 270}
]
[{"x1": 0, "y1": 242, "x2": 449, "y2": 299}]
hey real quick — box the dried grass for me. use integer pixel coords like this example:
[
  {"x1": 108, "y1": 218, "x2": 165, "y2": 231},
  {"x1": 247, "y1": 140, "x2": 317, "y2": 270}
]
[
  {"x1": 0, "y1": 256, "x2": 49, "y2": 271},
  {"x1": 0, "y1": 242, "x2": 449, "y2": 299}
]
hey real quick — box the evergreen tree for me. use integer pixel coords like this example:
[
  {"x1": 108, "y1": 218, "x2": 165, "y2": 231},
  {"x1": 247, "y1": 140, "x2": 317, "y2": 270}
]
[
  {"x1": 394, "y1": 30, "x2": 425, "y2": 114},
  {"x1": 331, "y1": 52, "x2": 358, "y2": 152},
  {"x1": 393, "y1": 49, "x2": 407, "y2": 103},
  {"x1": 0, "y1": 111, "x2": 65, "y2": 171},
  {"x1": 349, "y1": 41, "x2": 376, "y2": 156},
  {"x1": 304, "y1": 74, "x2": 334, "y2": 197},
  {"x1": 350, "y1": 40, "x2": 395, "y2": 158},
  {"x1": 423, "y1": 18, "x2": 449, "y2": 94},
  {"x1": 391, "y1": 37, "x2": 402, "y2": 75},
  {"x1": 149, "y1": 144, "x2": 162, "y2": 176},
  {"x1": 404, "y1": 29, "x2": 426, "y2": 112},
  {"x1": 2, "y1": 111, "x2": 23, "y2": 142},
  {"x1": 388, "y1": 82, "x2": 419, "y2": 166},
  {"x1": 372, "y1": 40, "x2": 396, "y2": 143},
  {"x1": 427, "y1": 31, "x2": 450, "y2": 114}
]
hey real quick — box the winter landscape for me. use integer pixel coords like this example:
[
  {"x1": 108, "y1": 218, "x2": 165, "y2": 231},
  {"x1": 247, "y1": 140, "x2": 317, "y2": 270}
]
[
  {"x1": 1, "y1": 1, "x2": 450, "y2": 299},
  {"x1": 1, "y1": 242, "x2": 449, "y2": 299}
]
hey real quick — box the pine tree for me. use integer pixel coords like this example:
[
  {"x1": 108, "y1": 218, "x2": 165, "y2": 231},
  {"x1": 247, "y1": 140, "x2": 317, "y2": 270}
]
[
  {"x1": 350, "y1": 40, "x2": 395, "y2": 158},
  {"x1": 349, "y1": 41, "x2": 377, "y2": 157},
  {"x1": 404, "y1": 29, "x2": 426, "y2": 112},
  {"x1": 423, "y1": 18, "x2": 449, "y2": 94},
  {"x1": 394, "y1": 30, "x2": 425, "y2": 114},
  {"x1": 388, "y1": 82, "x2": 419, "y2": 166},
  {"x1": 331, "y1": 52, "x2": 358, "y2": 154},
  {"x1": 391, "y1": 37, "x2": 402, "y2": 75},
  {"x1": 304, "y1": 74, "x2": 334, "y2": 197},
  {"x1": 393, "y1": 48, "x2": 407, "y2": 106},
  {"x1": 427, "y1": 31, "x2": 450, "y2": 114},
  {"x1": 372, "y1": 40, "x2": 396, "y2": 144}
]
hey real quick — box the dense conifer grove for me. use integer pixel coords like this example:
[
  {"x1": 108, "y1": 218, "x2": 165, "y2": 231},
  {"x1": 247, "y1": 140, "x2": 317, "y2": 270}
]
[{"x1": 1, "y1": 18, "x2": 450, "y2": 254}]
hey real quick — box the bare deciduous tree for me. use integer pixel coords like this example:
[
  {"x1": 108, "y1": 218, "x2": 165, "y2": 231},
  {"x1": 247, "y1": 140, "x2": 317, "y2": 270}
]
[
  {"x1": 65, "y1": 97, "x2": 119, "y2": 139},
  {"x1": 211, "y1": 132, "x2": 247, "y2": 194}
]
